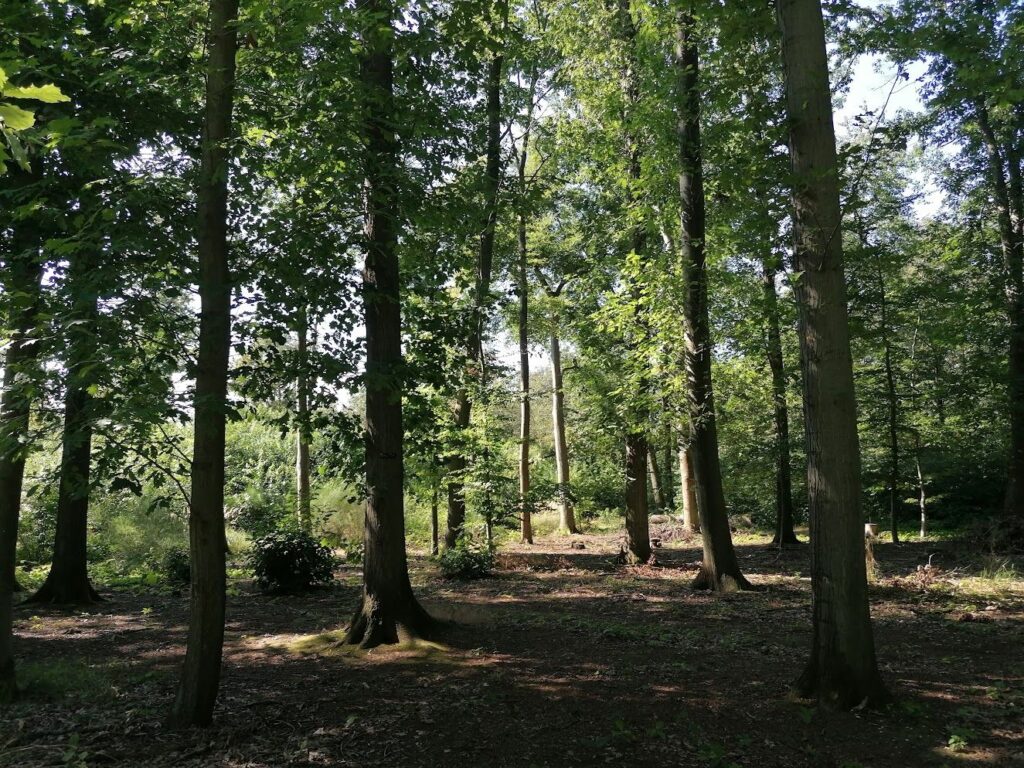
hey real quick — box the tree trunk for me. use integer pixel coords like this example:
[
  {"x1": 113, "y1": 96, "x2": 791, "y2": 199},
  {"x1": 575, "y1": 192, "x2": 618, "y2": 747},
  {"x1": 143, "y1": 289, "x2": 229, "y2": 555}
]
[
  {"x1": 676, "y1": 10, "x2": 751, "y2": 591},
  {"x1": 28, "y1": 249, "x2": 101, "y2": 605},
  {"x1": 550, "y1": 326, "x2": 577, "y2": 533},
  {"x1": 295, "y1": 304, "x2": 312, "y2": 533},
  {"x1": 518, "y1": 71, "x2": 536, "y2": 546},
  {"x1": 344, "y1": 0, "x2": 432, "y2": 649},
  {"x1": 777, "y1": 0, "x2": 887, "y2": 708},
  {"x1": 678, "y1": 440, "x2": 700, "y2": 532},
  {"x1": 169, "y1": 0, "x2": 239, "y2": 727},
  {"x1": 648, "y1": 448, "x2": 666, "y2": 510},
  {"x1": 916, "y1": 447, "x2": 927, "y2": 540},
  {"x1": 879, "y1": 275, "x2": 901, "y2": 544},
  {"x1": 0, "y1": 170, "x2": 44, "y2": 703},
  {"x1": 975, "y1": 104, "x2": 1024, "y2": 522},
  {"x1": 763, "y1": 261, "x2": 799, "y2": 546},
  {"x1": 446, "y1": 1, "x2": 506, "y2": 548},
  {"x1": 430, "y1": 477, "x2": 439, "y2": 556},
  {"x1": 624, "y1": 434, "x2": 651, "y2": 563},
  {"x1": 662, "y1": 423, "x2": 675, "y2": 510}
]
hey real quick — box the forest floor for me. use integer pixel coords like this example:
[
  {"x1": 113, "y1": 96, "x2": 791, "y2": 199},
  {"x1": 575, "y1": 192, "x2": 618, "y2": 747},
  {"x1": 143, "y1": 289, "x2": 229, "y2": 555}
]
[{"x1": 3, "y1": 525, "x2": 1023, "y2": 768}]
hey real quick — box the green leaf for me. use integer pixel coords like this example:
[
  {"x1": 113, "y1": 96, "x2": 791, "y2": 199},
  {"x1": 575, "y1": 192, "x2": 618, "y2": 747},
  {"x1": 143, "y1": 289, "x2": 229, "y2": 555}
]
[
  {"x1": 0, "y1": 103, "x2": 35, "y2": 131},
  {"x1": 3, "y1": 83, "x2": 70, "y2": 103}
]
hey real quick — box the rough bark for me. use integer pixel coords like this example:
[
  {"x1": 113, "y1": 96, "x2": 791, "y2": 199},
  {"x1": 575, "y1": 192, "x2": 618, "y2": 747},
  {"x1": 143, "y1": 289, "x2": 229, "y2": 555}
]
[
  {"x1": 344, "y1": 0, "x2": 432, "y2": 649},
  {"x1": 169, "y1": 0, "x2": 239, "y2": 727},
  {"x1": 676, "y1": 10, "x2": 751, "y2": 592},
  {"x1": 28, "y1": 249, "x2": 101, "y2": 605},
  {"x1": 624, "y1": 434, "x2": 651, "y2": 563},
  {"x1": 446, "y1": 1, "x2": 506, "y2": 548},
  {"x1": 550, "y1": 326, "x2": 577, "y2": 533},
  {"x1": 0, "y1": 169, "x2": 44, "y2": 704},
  {"x1": 762, "y1": 261, "x2": 799, "y2": 546},
  {"x1": 777, "y1": 0, "x2": 887, "y2": 708},
  {"x1": 295, "y1": 304, "x2": 312, "y2": 533}
]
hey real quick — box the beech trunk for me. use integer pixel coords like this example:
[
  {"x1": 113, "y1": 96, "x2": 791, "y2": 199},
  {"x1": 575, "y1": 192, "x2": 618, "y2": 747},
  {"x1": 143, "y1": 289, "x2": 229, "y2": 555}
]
[
  {"x1": 550, "y1": 327, "x2": 576, "y2": 533},
  {"x1": 777, "y1": 0, "x2": 887, "y2": 707},
  {"x1": 169, "y1": 0, "x2": 239, "y2": 727}
]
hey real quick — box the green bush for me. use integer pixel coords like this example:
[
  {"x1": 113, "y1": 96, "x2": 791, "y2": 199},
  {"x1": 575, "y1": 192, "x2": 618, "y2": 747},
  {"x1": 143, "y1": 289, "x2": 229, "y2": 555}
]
[
  {"x1": 248, "y1": 530, "x2": 334, "y2": 593},
  {"x1": 226, "y1": 486, "x2": 289, "y2": 538},
  {"x1": 162, "y1": 546, "x2": 191, "y2": 585},
  {"x1": 438, "y1": 539, "x2": 494, "y2": 580}
]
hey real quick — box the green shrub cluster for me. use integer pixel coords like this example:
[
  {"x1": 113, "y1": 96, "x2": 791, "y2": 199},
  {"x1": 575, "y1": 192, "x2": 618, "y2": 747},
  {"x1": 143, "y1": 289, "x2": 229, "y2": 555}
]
[{"x1": 248, "y1": 531, "x2": 335, "y2": 593}]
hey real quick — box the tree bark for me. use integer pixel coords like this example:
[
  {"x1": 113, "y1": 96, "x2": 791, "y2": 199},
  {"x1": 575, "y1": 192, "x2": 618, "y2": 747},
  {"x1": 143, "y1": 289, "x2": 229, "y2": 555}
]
[
  {"x1": 648, "y1": 448, "x2": 666, "y2": 510},
  {"x1": 344, "y1": 0, "x2": 432, "y2": 649},
  {"x1": 676, "y1": 10, "x2": 750, "y2": 591},
  {"x1": 518, "y1": 69, "x2": 537, "y2": 546},
  {"x1": 446, "y1": 0, "x2": 506, "y2": 548},
  {"x1": 28, "y1": 249, "x2": 101, "y2": 605},
  {"x1": 678, "y1": 439, "x2": 700, "y2": 532},
  {"x1": 169, "y1": 0, "x2": 239, "y2": 727},
  {"x1": 762, "y1": 261, "x2": 799, "y2": 546},
  {"x1": 295, "y1": 304, "x2": 312, "y2": 533},
  {"x1": 777, "y1": 0, "x2": 887, "y2": 708},
  {"x1": 430, "y1": 477, "x2": 439, "y2": 556},
  {"x1": 0, "y1": 169, "x2": 44, "y2": 703},
  {"x1": 550, "y1": 325, "x2": 577, "y2": 533}
]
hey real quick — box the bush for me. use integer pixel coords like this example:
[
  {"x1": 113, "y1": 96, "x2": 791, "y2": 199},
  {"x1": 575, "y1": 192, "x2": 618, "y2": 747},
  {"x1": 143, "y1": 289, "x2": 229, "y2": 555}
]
[
  {"x1": 162, "y1": 546, "x2": 191, "y2": 585},
  {"x1": 248, "y1": 531, "x2": 334, "y2": 593},
  {"x1": 438, "y1": 539, "x2": 494, "y2": 580},
  {"x1": 226, "y1": 487, "x2": 289, "y2": 538}
]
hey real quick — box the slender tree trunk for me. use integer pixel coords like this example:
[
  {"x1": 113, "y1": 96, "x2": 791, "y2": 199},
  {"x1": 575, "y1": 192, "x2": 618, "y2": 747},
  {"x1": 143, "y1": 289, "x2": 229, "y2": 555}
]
[
  {"x1": 29, "y1": 250, "x2": 101, "y2": 604},
  {"x1": 0, "y1": 170, "x2": 44, "y2": 703},
  {"x1": 648, "y1": 449, "x2": 666, "y2": 510},
  {"x1": 915, "y1": 443, "x2": 927, "y2": 539},
  {"x1": 678, "y1": 439, "x2": 700, "y2": 532},
  {"x1": 550, "y1": 326, "x2": 577, "y2": 533},
  {"x1": 295, "y1": 304, "x2": 311, "y2": 533},
  {"x1": 446, "y1": 1, "x2": 506, "y2": 548},
  {"x1": 169, "y1": 0, "x2": 239, "y2": 727},
  {"x1": 879, "y1": 275, "x2": 901, "y2": 544},
  {"x1": 345, "y1": 0, "x2": 432, "y2": 649},
  {"x1": 777, "y1": 0, "x2": 887, "y2": 707},
  {"x1": 518, "y1": 71, "x2": 537, "y2": 545},
  {"x1": 430, "y1": 477, "x2": 439, "y2": 556},
  {"x1": 676, "y1": 10, "x2": 750, "y2": 591},
  {"x1": 611, "y1": 0, "x2": 650, "y2": 563},
  {"x1": 975, "y1": 104, "x2": 1024, "y2": 522},
  {"x1": 662, "y1": 423, "x2": 675, "y2": 509},
  {"x1": 763, "y1": 261, "x2": 799, "y2": 546}
]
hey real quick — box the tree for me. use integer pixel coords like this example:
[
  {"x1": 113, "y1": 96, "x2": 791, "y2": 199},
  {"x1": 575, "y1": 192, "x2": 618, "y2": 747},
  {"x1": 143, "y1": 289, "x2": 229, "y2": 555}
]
[
  {"x1": 776, "y1": 0, "x2": 887, "y2": 707},
  {"x1": 676, "y1": 7, "x2": 751, "y2": 591},
  {"x1": 344, "y1": 0, "x2": 433, "y2": 648},
  {"x1": 170, "y1": 0, "x2": 240, "y2": 727}
]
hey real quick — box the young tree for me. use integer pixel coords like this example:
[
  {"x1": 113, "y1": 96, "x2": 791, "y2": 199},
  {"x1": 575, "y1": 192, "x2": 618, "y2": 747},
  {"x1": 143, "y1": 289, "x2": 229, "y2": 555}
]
[
  {"x1": 777, "y1": 0, "x2": 887, "y2": 706},
  {"x1": 676, "y1": 8, "x2": 751, "y2": 591},
  {"x1": 344, "y1": 0, "x2": 433, "y2": 647},
  {"x1": 170, "y1": 0, "x2": 240, "y2": 727}
]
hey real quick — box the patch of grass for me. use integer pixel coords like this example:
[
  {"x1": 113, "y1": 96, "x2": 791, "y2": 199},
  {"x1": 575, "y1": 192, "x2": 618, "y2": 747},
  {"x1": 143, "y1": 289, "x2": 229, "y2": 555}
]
[{"x1": 18, "y1": 659, "x2": 117, "y2": 702}]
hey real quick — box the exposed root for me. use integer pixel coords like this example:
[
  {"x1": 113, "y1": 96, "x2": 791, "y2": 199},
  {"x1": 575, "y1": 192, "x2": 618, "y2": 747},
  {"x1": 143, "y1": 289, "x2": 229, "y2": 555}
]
[
  {"x1": 24, "y1": 578, "x2": 102, "y2": 605},
  {"x1": 691, "y1": 566, "x2": 757, "y2": 592},
  {"x1": 344, "y1": 595, "x2": 436, "y2": 650}
]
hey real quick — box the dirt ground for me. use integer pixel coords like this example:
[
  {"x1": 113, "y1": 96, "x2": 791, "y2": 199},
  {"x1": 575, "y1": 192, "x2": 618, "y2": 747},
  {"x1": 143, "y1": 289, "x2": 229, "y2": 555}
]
[{"x1": 2, "y1": 529, "x2": 1023, "y2": 768}]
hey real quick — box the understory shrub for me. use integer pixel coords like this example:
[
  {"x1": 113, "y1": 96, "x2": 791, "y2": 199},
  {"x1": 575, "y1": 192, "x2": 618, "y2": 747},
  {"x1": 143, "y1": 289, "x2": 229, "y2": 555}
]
[
  {"x1": 439, "y1": 538, "x2": 494, "y2": 579},
  {"x1": 248, "y1": 531, "x2": 334, "y2": 593},
  {"x1": 162, "y1": 546, "x2": 191, "y2": 585}
]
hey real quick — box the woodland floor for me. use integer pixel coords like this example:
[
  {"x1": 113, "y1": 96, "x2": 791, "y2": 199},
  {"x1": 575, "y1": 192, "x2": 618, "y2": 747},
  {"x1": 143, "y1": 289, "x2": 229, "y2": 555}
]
[{"x1": 3, "y1": 527, "x2": 1023, "y2": 768}]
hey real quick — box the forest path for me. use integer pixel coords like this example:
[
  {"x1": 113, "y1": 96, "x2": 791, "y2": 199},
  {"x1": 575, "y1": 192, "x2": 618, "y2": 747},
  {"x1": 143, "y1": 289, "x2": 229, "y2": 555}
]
[{"x1": 3, "y1": 531, "x2": 1022, "y2": 767}]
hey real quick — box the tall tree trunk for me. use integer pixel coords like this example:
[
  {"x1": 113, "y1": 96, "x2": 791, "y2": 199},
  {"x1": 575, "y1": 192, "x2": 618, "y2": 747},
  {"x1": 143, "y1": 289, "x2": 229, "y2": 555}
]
[
  {"x1": 611, "y1": 0, "x2": 650, "y2": 564},
  {"x1": 648, "y1": 449, "x2": 666, "y2": 510},
  {"x1": 915, "y1": 444, "x2": 927, "y2": 539},
  {"x1": 975, "y1": 104, "x2": 1024, "y2": 522},
  {"x1": 446, "y1": 1, "x2": 506, "y2": 548},
  {"x1": 0, "y1": 170, "x2": 44, "y2": 703},
  {"x1": 879, "y1": 274, "x2": 901, "y2": 544},
  {"x1": 676, "y1": 10, "x2": 750, "y2": 591},
  {"x1": 29, "y1": 249, "x2": 101, "y2": 604},
  {"x1": 678, "y1": 439, "x2": 700, "y2": 532},
  {"x1": 518, "y1": 69, "x2": 537, "y2": 546},
  {"x1": 763, "y1": 260, "x2": 799, "y2": 546},
  {"x1": 345, "y1": 0, "x2": 432, "y2": 649},
  {"x1": 169, "y1": 0, "x2": 239, "y2": 727},
  {"x1": 662, "y1": 423, "x2": 675, "y2": 510},
  {"x1": 295, "y1": 304, "x2": 311, "y2": 533},
  {"x1": 430, "y1": 476, "x2": 440, "y2": 556},
  {"x1": 777, "y1": 0, "x2": 887, "y2": 707},
  {"x1": 550, "y1": 325, "x2": 577, "y2": 533}
]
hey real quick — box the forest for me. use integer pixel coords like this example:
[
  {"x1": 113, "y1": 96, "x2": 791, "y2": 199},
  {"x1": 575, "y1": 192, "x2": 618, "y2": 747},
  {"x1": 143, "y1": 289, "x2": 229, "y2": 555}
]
[{"x1": 1, "y1": 0, "x2": 1023, "y2": 765}]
